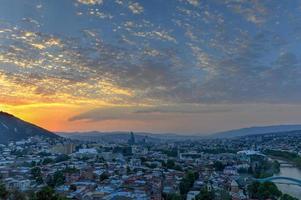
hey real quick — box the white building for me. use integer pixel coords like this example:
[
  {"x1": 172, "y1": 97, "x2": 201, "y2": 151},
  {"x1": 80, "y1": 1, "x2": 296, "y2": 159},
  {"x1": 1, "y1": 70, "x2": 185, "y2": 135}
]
[{"x1": 186, "y1": 191, "x2": 200, "y2": 200}]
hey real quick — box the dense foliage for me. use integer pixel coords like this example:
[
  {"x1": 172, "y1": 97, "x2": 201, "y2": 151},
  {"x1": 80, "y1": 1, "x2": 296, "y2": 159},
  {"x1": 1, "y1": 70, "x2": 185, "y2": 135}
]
[
  {"x1": 31, "y1": 167, "x2": 43, "y2": 184},
  {"x1": 213, "y1": 161, "x2": 226, "y2": 171},
  {"x1": 248, "y1": 181, "x2": 297, "y2": 200},
  {"x1": 196, "y1": 188, "x2": 215, "y2": 200},
  {"x1": 162, "y1": 193, "x2": 181, "y2": 200},
  {"x1": 179, "y1": 171, "x2": 199, "y2": 195},
  {"x1": 249, "y1": 155, "x2": 280, "y2": 178},
  {"x1": 265, "y1": 149, "x2": 301, "y2": 168},
  {"x1": 0, "y1": 184, "x2": 67, "y2": 200},
  {"x1": 46, "y1": 171, "x2": 66, "y2": 187}
]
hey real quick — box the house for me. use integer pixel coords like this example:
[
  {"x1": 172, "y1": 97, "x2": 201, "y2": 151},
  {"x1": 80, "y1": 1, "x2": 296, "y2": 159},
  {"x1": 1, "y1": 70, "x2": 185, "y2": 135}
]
[{"x1": 186, "y1": 191, "x2": 200, "y2": 200}]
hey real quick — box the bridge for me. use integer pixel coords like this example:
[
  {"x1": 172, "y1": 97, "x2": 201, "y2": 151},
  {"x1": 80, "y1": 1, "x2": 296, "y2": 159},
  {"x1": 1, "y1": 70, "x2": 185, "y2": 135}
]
[{"x1": 256, "y1": 176, "x2": 301, "y2": 186}]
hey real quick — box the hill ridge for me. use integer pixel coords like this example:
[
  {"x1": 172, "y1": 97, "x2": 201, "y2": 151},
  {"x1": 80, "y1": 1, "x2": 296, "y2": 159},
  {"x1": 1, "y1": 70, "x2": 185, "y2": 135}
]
[{"x1": 0, "y1": 111, "x2": 59, "y2": 143}]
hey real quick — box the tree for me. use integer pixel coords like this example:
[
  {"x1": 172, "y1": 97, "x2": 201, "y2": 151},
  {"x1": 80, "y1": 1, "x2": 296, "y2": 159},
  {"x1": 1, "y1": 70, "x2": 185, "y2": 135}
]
[
  {"x1": 258, "y1": 182, "x2": 282, "y2": 199},
  {"x1": 99, "y1": 173, "x2": 109, "y2": 182},
  {"x1": 162, "y1": 193, "x2": 181, "y2": 200},
  {"x1": 31, "y1": 167, "x2": 41, "y2": 178},
  {"x1": 69, "y1": 184, "x2": 77, "y2": 192},
  {"x1": 179, "y1": 171, "x2": 197, "y2": 195},
  {"x1": 62, "y1": 167, "x2": 79, "y2": 174},
  {"x1": 46, "y1": 171, "x2": 65, "y2": 187},
  {"x1": 31, "y1": 161, "x2": 37, "y2": 167},
  {"x1": 55, "y1": 155, "x2": 70, "y2": 163},
  {"x1": 35, "y1": 186, "x2": 68, "y2": 200},
  {"x1": 31, "y1": 167, "x2": 43, "y2": 184},
  {"x1": 247, "y1": 181, "x2": 260, "y2": 199},
  {"x1": 219, "y1": 189, "x2": 231, "y2": 200},
  {"x1": 10, "y1": 190, "x2": 26, "y2": 200},
  {"x1": 248, "y1": 181, "x2": 282, "y2": 200},
  {"x1": 0, "y1": 183, "x2": 8, "y2": 199},
  {"x1": 42, "y1": 158, "x2": 54, "y2": 165},
  {"x1": 166, "y1": 159, "x2": 175, "y2": 169},
  {"x1": 173, "y1": 165, "x2": 183, "y2": 171},
  {"x1": 280, "y1": 194, "x2": 298, "y2": 200},
  {"x1": 196, "y1": 188, "x2": 214, "y2": 200},
  {"x1": 213, "y1": 161, "x2": 225, "y2": 171},
  {"x1": 126, "y1": 166, "x2": 132, "y2": 175},
  {"x1": 140, "y1": 157, "x2": 147, "y2": 163}
]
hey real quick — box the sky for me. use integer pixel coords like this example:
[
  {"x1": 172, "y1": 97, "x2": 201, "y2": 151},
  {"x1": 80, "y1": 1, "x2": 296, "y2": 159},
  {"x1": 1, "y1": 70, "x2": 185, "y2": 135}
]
[{"x1": 1, "y1": 0, "x2": 301, "y2": 134}]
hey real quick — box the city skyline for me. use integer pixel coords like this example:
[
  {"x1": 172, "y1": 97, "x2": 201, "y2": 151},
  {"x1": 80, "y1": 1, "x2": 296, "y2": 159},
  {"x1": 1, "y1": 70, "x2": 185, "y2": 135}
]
[{"x1": 1, "y1": 0, "x2": 301, "y2": 134}]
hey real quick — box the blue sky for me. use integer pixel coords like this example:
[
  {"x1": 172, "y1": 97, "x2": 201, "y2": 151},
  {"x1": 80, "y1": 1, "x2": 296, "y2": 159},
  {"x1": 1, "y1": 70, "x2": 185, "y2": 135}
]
[{"x1": 1, "y1": 0, "x2": 301, "y2": 134}]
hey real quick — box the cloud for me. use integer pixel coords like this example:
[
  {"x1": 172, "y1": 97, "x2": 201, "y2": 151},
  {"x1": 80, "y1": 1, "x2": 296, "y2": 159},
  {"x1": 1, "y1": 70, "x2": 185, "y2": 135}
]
[
  {"x1": 68, "y1": 104, "x2": 234, "y2": 122},
  {"x1": 128, "y1": 2, "x2": 144, "y2": 14},
  {"x1": 0, "y1": 0, "x2": 301, "y2": 108},
  {"x1": 187, "y1": 0, "x2": 200, "y2": 7},
  {"x1": 134, "y1": 104, "x2": 233, "y2": 114},
  {"x1": 77, "y1": 0, "x2": 103, "y2": 5}
]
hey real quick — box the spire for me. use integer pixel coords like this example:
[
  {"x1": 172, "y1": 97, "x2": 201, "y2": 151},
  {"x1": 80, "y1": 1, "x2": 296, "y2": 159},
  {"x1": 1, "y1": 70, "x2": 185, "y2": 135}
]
[{"x1": 128, "y1": 131, "x2": 135, "y2": 145}]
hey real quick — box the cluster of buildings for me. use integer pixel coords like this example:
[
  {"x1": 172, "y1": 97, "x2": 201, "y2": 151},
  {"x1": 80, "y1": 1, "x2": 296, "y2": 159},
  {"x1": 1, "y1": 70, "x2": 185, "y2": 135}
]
[{"x1": 0, "y1": 131, "x2": 297, "y2": 200}]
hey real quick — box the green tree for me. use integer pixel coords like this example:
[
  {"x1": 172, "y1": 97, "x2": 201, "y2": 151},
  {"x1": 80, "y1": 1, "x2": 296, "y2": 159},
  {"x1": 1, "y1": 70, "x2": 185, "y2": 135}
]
[
  {"x1": 10, "y1": 190, "x2": 26, "y2": 200},
  {"x1": 55, "y1": 155, "x2": 70, "y2": 163},
  {"x1": 219, "y1": 189, "x2": 231, "y2": 200},
  {"x1": 166, "y1": 159, "x2": 175, "y2": 169},
  {"x1": 62, "y1": 167, "x2": 79, "y2": 174},
  {"x1": 46, "y1": 171, "x2": 65, "y2": 187},
  {"x1": 280, "y1": 194, "x2": 298, "y2": 200},
  {"x1": 31, "y1": 167, "x2": 44, "y2": 184},
  {"x1": 258, "y1": 182, "x2": 282, "y2": 199},
  {"x1": 248, "y1": 181, "x2": 282, "y2": 200},
  {"x1": 179, "y1": 171, "x2": 197, "y2": 195},
  {"x1": 163, "y1": 193, "x2": 181, "y2": 200},
  {"x1": 196, "y1": 188, "x2": 214, "y2": 200},
  {"x1": 247, "y1": 181, "x2": 260, "y2": 199},
  {"x1": 42, "y1": 158, "x2": 54, "y2": 165},
  {"x1": 0, "y1": 183, "x2": 8, "y2": 199},
  {"x1": 126, "y1": 166, "x2": 132, "y2": 175},
  {"x1": 31, "y1": 161, "x2": 37, "y2": 167},
  {"x1": 99, "y1": 173, "x2": 109, "y2": 182},
  {"x1": 213, "y1": 161, "x2": 225, "y2": 171},
  {"x1": 69, "y1": 184, "x2": 77, "y2": 192},
  {"x1": 35, "y1": 186, "x2": 68, "y2": 200},
  {"x1": 31, "y1": 167, "x2": 41, "y2": 178}
]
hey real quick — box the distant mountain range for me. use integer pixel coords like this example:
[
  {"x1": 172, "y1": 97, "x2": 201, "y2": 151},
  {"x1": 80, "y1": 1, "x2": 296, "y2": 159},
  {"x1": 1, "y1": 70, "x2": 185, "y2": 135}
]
[
  {"x1": 210, "y1": 124, "x2": 301, "y2": 138},
  {"x1": 58, "y1": 131, "x2": 200, "y2": 143},
  {"x1": 2, "y1": 110, "x2": 301, "y2": 144},
  {"x1": 0, "y1": 111, "x2": 59, "y2": 143},
  {"x1": 59, "y1": 124, "x2": 301, "y2": 142}
]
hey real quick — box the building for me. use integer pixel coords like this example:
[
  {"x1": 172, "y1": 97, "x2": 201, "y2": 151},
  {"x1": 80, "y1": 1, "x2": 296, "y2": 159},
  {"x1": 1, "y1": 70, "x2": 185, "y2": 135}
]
[
  {"x1": 187, "y1": 191, "x2": 200, "y2": 200},
  {"x1": 231, "y1": 180, "x2": 239, "y2": 193},
  {"x1": 51, "y1": 143, "x2": 76, "y2": 155}
]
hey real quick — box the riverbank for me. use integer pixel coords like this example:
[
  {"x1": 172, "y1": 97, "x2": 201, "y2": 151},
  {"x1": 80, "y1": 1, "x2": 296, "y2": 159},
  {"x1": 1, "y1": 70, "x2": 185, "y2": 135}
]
[
  {"x1": 265, "y1": 149, "x2": 301, "y2": 169},
  {"x1": 264, "y1": 157, "x2": 301, "y2": 200}
]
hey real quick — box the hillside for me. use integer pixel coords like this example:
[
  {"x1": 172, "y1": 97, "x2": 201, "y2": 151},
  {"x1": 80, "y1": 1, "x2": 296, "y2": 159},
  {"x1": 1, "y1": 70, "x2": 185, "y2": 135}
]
[
  {"x1": 211, "y1": 124, "x2": 301, "y2": 138},
  {"x1": 0, "y1": 111, "x2": 59, "y2": 143}
]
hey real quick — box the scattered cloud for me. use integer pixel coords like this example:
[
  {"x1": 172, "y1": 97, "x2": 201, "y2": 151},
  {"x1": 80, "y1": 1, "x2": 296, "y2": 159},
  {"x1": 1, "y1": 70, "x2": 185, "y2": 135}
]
[
  {"x1": 187, "y1": 0, "x2": 199, "y2": 7},
  {"x1": 77, "y1": 0, "x2": 103, "y2": 5},
  {"x1": 0, "y1": 0, "x2": 301, "y2": 108},
  {"x1": 128, "y1": 2, "x2": 144, "y2": 14}
]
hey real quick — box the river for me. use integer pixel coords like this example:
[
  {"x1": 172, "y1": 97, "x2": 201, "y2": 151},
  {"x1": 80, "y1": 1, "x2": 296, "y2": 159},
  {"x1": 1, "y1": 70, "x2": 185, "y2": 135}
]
[{"x1": 274, "y1": 160, "x2": 301, "y2": 199}]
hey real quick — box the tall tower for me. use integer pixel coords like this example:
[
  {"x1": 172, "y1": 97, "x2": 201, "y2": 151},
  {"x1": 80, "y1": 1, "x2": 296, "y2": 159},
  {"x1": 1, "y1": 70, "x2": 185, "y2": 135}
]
[{"x1": 128, "y1": 131, "x2": 135, "y2": 145}]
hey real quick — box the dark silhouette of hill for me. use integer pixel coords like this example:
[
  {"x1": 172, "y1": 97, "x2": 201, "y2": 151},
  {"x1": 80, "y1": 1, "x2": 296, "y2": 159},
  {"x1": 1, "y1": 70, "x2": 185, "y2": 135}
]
[{"x1": 0, "y1": 111, "x2": 59, "y2": 143}]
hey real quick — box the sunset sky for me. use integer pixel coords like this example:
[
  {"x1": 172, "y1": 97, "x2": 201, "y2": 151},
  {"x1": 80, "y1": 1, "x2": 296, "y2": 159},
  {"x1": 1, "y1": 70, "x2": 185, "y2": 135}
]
[{"x1": 1, "y1": 0, "x2": 301, "y2": 134}]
